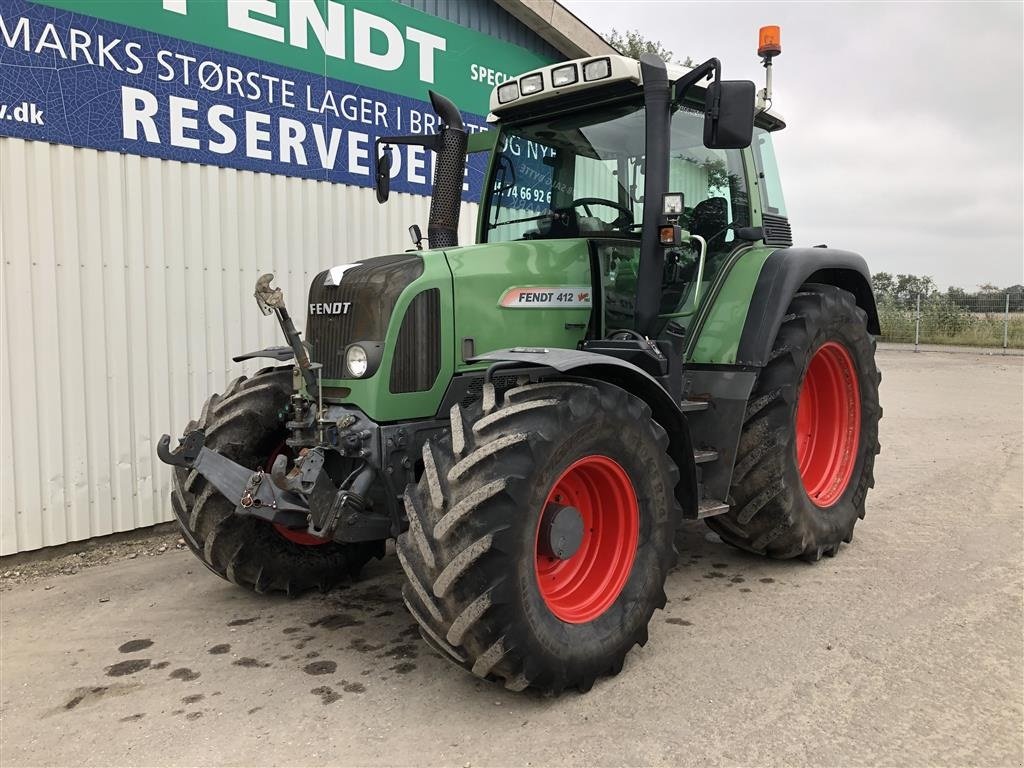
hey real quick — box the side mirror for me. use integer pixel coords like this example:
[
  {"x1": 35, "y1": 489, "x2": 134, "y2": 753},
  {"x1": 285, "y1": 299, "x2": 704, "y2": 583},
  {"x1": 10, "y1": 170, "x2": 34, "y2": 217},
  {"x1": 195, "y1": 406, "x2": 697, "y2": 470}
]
[
  {"x1": 704, "y1": 80, "x2": 756, "y2": 149},
  {"x1": 375, "y1": 145, "x2": 392, "y2": 203}
]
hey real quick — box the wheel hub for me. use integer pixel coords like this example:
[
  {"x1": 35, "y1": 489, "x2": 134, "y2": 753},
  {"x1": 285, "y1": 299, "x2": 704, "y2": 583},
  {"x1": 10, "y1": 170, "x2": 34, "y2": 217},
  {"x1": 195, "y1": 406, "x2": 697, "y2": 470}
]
[{"x1": 538, "y1": 503, "x2": 585, "y2": 561}]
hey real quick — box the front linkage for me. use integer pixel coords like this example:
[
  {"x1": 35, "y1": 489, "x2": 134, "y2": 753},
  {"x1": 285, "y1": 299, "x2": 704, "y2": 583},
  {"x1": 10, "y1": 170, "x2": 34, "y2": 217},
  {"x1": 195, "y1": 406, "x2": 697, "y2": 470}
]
[{"x1": 158, "y1": 275, "x2": 438, "y2": 548}]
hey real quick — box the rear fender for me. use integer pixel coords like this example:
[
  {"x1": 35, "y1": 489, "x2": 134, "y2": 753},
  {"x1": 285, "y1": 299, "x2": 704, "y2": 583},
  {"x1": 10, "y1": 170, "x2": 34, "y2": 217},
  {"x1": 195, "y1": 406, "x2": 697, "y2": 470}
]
[
  {"x1": 472, "y1": 348, "x2": 698, "y2": 517},
  {"x1": 736, "y1": 248, "x2": 880, "y2": 367}
]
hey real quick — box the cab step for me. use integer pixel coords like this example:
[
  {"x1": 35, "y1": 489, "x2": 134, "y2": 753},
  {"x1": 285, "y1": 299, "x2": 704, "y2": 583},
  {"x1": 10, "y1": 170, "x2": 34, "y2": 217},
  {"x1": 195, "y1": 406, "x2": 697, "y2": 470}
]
[
  {"x1": 680, "y1": 399, "x2": 710, "y2": 413},
  {"x1": 693, "y1": 449, "x2": 718, "y2": 464},
  {"x1": 697, "y1": 498, "x2": 730, "y2": 519}
]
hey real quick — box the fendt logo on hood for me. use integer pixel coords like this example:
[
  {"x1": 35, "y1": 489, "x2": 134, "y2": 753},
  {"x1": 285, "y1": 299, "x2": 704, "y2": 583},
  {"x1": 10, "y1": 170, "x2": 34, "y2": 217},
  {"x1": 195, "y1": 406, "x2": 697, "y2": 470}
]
[{"x1": 309, "y1": 302, "x2": 352, "y2": 315}]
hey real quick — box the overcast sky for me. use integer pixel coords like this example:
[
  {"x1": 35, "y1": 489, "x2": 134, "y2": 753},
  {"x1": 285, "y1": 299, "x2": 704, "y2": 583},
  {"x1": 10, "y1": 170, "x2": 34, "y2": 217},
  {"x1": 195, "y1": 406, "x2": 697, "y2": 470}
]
[{"x1": 564, "y1": 1, "x2": 1024, "y2": 290}]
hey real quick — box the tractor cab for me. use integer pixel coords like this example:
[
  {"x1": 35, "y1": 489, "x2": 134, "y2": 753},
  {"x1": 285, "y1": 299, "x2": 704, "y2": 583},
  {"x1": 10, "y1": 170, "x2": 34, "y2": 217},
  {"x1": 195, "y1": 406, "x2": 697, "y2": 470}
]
[
  {"x1": 480, "y1": 79, "x2": 757, "y2": 338},
  {"x1": 473, "y1": 52, "x2": 792, "y2": 347}
]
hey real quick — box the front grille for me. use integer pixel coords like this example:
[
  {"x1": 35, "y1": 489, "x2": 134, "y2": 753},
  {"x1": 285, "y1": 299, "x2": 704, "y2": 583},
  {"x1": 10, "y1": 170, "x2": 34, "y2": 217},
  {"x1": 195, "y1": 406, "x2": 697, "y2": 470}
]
[
  {"x1": 306, "y1": 254, "x2": 424, "y2": 379},
  {"x1": 390, "y1": 289, "x2": 442, "y2": 393},
  {"x1": 762, "y1": 213, "x2": 793, "y2": 247}
]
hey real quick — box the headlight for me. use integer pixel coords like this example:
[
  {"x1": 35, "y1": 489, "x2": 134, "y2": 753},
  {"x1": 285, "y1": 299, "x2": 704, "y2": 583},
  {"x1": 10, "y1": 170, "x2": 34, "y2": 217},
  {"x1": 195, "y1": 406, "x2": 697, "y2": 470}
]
[
  {"x1": 345, "y1": 345, "x2": 369, "y2": 378},
  {"x1": 519, "y1": 73, "x2": 544, "y2": 96},
  {"x1": 497, "y1": 81, "x2": 519, "y2": 104}
]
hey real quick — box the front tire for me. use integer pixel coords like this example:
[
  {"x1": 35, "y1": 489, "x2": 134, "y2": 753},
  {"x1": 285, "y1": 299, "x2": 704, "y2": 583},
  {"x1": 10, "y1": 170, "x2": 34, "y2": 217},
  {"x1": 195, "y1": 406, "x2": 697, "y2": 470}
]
[
  {"x1": 396, "y1": 380, "x2": 682, "y2": 693},
  {"x1": 706, "y1": 284, "x2": 881, "y2": 560},
  {"x1": 170, "y1": 368, "x2": 384, "y2": 595}
]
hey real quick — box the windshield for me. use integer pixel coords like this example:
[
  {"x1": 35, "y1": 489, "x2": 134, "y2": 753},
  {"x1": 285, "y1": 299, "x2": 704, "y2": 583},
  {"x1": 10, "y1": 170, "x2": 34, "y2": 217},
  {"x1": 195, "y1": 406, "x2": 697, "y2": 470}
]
[{"x1": 483, "y1": 101, "x2": 646, "y2": 243}]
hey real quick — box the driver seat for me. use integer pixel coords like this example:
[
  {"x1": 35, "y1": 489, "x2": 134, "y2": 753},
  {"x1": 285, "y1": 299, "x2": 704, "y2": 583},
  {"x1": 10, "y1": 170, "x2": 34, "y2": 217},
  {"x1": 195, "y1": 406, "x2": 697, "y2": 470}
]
[{"x1": 690, "y1": 197, "x2": 729, "y2": 251}]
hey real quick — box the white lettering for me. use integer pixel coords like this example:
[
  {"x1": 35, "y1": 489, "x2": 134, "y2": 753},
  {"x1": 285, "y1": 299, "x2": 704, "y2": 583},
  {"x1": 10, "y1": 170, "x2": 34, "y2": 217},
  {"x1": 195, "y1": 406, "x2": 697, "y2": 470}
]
[
  {"x1": 124, "y1": 42, "x2": 144, "y2": 74},
  {"x1": 347, "y1": 130, "x2": 369, "y2": 175},
  {"x1": 120, "y1": 86, "x2": 160, "y2": 143},
  {"x1": 227, "y1": 0, "x2": 284, "y2": 43},
  {"x1": 245, "y1": 110, "x2": 272, "y2": 160},
  {"x1": 68, "y1": 28, "x2": 94, "y2": 65},
  {"x1": 353, "y1": 9, "x2": 403, "y2": 72},
  {"x1": 279, "y1": 117, "x2": 308, "y2": 165},
  {"x1": 312, "y1": 124, "x2": 343, "y2": 169},
  {"x1": 405, "y1": 26, "x2": 444, "y2": 84},
  {"x1": 289, "y1": 0, "x2": 344, "y2": 58},
  {"x1": 0, "y1": 14, "x2": 30, "y2": 50},
  {"x1": 169, "y1": 95, "x2": 200, "y2": 149},
  {"x1": 97, "y1": 35, "x2": 124, "y2": 70},
  {"x1": 208, "y1": 104, "x2": 237, "y2": 154},
  {"x1": 408, "y1": 145, "x2": 426, "y2": 184},
  {"x1": 34, "y1": 23, "x2": 67, "y2": 58}
]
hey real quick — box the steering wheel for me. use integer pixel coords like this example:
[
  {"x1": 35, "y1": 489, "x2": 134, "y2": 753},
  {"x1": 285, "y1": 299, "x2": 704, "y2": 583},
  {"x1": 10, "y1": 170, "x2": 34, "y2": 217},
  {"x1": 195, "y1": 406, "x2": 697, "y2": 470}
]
[{"x1": 569, "y1": 197, "x2": 633, "y2": 229}]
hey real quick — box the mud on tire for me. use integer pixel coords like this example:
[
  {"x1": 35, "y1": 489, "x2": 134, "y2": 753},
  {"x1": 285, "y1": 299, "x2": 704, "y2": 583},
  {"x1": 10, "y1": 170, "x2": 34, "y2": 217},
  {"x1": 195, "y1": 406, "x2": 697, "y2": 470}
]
[
  {"x1": 396, "y1": 379, "x2": 682, "y2": 694},
  {"x1": 706, "y1": 283, "x2": 882, "y2": 561},
  {"x1": 170, "y1": 367, "x2": 383, "y2": 596}
]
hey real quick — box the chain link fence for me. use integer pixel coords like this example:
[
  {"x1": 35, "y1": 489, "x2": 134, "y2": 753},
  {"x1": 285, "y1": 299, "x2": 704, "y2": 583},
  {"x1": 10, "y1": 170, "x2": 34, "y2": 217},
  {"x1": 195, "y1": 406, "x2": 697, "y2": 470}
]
[{"x1": 877, "y1": 291, "x2": 1024, "y2": 353}]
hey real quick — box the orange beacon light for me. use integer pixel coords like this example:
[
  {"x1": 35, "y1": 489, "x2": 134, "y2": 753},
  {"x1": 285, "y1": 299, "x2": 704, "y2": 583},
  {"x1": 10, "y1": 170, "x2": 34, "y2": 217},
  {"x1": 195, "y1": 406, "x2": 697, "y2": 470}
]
[{"x1": 758, "y1": 25, "x2": 781, "y2": 58}]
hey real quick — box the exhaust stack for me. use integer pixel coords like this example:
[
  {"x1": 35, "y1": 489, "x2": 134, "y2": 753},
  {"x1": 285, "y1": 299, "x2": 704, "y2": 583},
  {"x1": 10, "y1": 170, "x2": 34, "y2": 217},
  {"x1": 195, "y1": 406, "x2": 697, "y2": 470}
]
[{"x1": 425, "y1": 90, "x2": 468, "y2": 249}]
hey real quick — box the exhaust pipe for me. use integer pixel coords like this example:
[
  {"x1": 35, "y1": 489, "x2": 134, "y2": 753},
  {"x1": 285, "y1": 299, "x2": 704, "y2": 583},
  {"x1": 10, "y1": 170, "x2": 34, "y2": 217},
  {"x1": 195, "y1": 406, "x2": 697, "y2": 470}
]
[{"x1": 425, "y1": 90, "x2": 468, "y2": 249}]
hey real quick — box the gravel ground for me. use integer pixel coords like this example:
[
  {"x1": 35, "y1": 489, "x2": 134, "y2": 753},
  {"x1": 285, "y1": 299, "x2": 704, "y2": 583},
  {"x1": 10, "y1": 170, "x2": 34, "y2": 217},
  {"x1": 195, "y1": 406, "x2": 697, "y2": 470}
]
[
  {"x1": 0, "y1": 527, "x2": 184, "y2": 589},
  {"x1": 1, "y1": 349, "x2": 1021, "y2": 767}
]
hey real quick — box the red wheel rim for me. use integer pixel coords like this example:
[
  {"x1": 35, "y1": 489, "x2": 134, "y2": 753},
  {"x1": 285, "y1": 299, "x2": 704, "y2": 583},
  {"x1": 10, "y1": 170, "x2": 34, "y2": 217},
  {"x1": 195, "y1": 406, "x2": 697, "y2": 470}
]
[
  {"x1": 534, "y1": 455, "x2": 639, "y2": 624},
  {"x1": 795, "y1": 341, "x2": 861, "y2": 507},
  {"x1": 266, "y1": 441, "x2": 330, "y2": 546}
]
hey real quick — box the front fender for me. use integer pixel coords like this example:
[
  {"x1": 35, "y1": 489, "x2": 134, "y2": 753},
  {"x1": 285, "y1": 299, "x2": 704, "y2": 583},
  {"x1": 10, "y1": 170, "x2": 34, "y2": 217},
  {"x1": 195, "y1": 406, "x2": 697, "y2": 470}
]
[{"x1": 471, "y1": 348, "x2": 698, "y2": 517}]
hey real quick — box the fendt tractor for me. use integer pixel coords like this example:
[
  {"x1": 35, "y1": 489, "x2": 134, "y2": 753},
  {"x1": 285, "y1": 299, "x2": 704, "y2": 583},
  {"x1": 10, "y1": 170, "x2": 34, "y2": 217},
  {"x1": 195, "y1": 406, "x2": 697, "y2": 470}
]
[{"x1": 159, "y1": 27, "x2": 881, "y2": 694}]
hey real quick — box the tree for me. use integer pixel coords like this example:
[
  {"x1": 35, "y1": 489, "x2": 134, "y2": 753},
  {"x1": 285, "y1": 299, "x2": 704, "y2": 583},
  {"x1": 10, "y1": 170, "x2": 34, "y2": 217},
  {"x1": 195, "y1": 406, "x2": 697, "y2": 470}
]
[
  {"x1": 872, "y1": 272, "x2": 895, "y2": 297},
  {"x1": 892, "y1": 274, "x2": 937, "y2": 302},
  {"x1": 872, "y1": 272, "x2": 937, "y2": 304},
  {"x1": 607, "y1": 29, "x2": 694, "y2": 67}
]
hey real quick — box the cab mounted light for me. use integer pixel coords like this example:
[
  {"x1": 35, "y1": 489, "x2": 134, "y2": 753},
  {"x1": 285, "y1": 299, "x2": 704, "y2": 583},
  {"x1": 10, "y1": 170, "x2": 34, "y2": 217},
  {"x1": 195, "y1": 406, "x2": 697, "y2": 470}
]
[
  {"x1": 551, "y1": 64, "x2": 578, "y2": 87},
  {"x1": 497, "y1": 81, "x2": 519, "y2": 104},
  {"x1": 662, "y1": 193, "x2": 684, "y2": 217},
  {"x1": 659, "y1": 225, "x2": 682, "y2": 246},
  {"x1": 520, "y1": 73, "x2": 544, "y2": 96},
  {"x1": 582, "y1": 58, "x2": 611, "y2": 81},
  {"x1": 757, "y1": 25, "x2": 781, "y2": 110},
  {"x1": 758, "y1": 25, "x2": 782, "y2": 58}
]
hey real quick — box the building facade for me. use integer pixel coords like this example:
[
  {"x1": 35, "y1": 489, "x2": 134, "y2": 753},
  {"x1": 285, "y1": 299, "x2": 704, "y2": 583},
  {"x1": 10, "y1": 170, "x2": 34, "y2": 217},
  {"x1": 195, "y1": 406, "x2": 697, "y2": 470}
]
[{"x1": 0, "y1": 0, "x2": 612, "y2": 553}]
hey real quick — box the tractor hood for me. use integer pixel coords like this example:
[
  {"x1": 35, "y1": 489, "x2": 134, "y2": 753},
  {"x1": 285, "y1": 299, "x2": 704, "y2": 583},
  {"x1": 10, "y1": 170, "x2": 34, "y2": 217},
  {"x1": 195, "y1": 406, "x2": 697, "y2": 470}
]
[{"x1": 305, "y1": 250, "x2": 454, "y2": 422}]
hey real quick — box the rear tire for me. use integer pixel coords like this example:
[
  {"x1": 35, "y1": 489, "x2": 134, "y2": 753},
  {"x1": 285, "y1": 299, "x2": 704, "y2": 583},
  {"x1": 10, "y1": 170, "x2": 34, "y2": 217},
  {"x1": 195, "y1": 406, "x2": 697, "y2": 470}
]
[
  {"x1": 170, "y1": 367, "x2": 384, "y2": 595},
  {"x1": 706, "y1": 284, "x2": 881, "y2": 560},
  {"x1": 396, "y1": 380, "x2": 681, "y2": 693}
]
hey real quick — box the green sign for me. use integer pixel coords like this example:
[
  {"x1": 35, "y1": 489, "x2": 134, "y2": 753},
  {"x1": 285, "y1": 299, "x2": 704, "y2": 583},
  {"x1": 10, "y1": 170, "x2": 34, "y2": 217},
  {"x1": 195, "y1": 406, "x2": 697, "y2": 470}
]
[{"x1": 33, "y1": 0, "x2": 555, "y2": 114}]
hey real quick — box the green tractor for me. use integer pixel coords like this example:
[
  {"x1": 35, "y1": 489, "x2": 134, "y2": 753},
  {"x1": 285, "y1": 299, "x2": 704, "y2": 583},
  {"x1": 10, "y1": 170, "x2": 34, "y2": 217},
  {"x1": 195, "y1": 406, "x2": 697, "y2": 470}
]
[{"x1": 159, "y1": 32, "x2": 881, "y2": 694}]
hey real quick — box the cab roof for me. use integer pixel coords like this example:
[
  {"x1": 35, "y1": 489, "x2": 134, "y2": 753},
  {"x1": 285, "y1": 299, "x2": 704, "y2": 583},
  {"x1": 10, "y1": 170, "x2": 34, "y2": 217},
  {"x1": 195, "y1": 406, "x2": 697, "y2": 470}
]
[{"x1": 488, "y1": 54, "x2": 785, "y2": 130}]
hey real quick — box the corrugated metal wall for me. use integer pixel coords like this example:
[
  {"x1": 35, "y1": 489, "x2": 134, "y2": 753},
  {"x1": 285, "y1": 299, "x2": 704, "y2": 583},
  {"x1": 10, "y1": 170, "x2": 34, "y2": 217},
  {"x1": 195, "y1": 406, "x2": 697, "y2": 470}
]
[{"x1": 0, "y1": 137, "x2": 479, "y2": 554}]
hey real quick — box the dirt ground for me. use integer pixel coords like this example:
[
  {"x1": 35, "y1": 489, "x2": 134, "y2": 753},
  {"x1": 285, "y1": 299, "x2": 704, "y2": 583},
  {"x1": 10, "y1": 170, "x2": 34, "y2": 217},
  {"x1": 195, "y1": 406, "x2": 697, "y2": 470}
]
[{"x1": 1, "y1": 349, "x2": 1022, "y2": 768}]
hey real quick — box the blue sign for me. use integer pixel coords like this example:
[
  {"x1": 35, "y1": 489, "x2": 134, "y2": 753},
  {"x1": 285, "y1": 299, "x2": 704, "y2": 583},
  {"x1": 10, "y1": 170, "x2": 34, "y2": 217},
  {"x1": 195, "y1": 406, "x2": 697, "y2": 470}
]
[{"x1": 0, "y1": 0, "x2": 492, "y2": 201}]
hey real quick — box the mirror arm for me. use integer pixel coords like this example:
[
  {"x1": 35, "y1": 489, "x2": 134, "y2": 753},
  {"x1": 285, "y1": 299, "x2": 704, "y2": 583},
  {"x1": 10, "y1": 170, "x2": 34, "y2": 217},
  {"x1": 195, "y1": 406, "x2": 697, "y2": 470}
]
[
  {"x1": 374, "y1": 133, "x2": 443, "y2": 153},
  {"x1": 672, "y1": 57, "x2": 721, "y2": 105}
]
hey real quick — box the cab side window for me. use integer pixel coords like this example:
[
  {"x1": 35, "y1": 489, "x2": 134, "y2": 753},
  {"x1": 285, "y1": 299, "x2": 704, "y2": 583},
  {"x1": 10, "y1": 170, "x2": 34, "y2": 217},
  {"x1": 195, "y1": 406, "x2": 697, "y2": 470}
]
[
  {"x1": 669, "y1": 106, "x2": 751, "y2": 258},
  {"x1": 751, "y1": 127, "x2": 787, "y2": 217}
]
